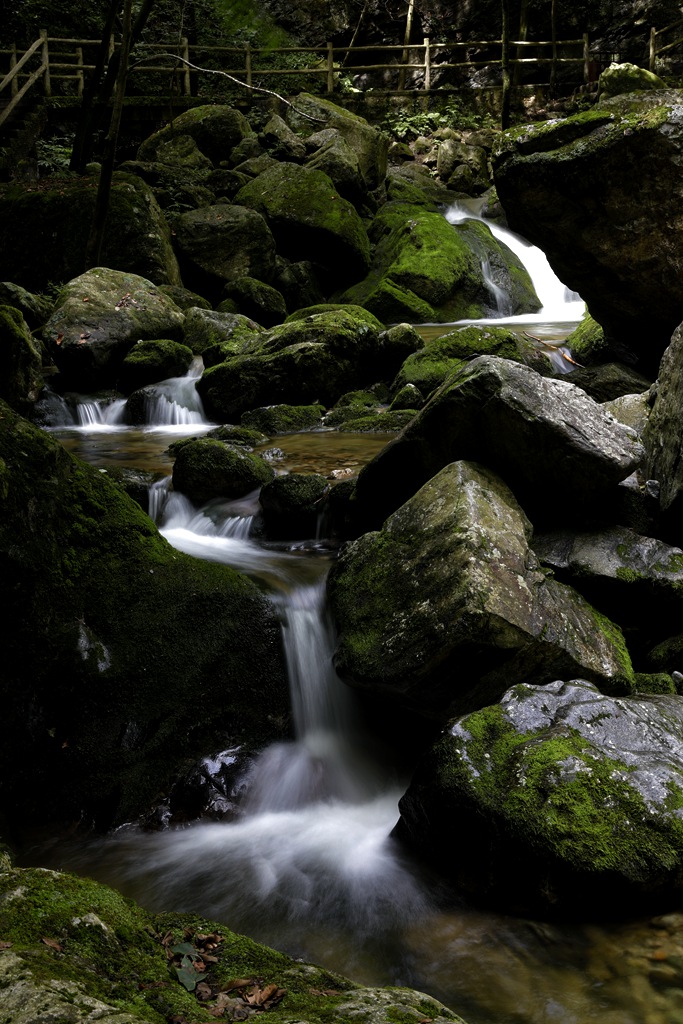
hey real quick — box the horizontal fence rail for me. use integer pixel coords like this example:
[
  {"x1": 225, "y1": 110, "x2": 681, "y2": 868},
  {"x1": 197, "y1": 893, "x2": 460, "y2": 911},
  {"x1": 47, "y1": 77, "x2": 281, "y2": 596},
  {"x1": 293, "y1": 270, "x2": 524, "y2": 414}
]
[
  {"x1": 650, "y1": 18, "x2": 683, "y2": 70},
  {"x1": 1, "y1": 29, "x2": 631, "y2": 129}
]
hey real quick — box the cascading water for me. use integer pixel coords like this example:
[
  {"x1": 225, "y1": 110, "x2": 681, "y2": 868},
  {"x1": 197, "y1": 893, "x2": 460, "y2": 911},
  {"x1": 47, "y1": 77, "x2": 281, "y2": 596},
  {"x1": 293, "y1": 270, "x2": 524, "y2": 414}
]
[{"x1": 139, "y1": 357, "x2": 207, "y2": 426}]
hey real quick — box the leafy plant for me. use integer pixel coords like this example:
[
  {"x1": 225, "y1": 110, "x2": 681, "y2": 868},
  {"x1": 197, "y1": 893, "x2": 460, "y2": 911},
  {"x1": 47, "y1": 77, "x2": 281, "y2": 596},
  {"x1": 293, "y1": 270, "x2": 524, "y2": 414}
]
[{"x1": 382, "y1": 100, "x2": 496, "y2": 141}]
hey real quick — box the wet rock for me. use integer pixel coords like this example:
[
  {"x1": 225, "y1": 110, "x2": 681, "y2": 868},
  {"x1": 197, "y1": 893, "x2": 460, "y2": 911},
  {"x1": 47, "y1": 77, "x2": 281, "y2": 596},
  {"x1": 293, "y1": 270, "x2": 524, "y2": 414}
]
[
  {"x1": 0, "y1": 402, "x2": 287, "y2": 829},
  {"x1": 329, "y1": 461, "x2": 633, "y2": 721},
  {"x1": 563, "y1": 362, "x2": 652, "y2": 403},
  {"x1": 183, "y1": 307, "x2": 264, "y2": 360},
  {"x1": 137, "y1": 104, "x2": 253, "y2": 165},
  {"x1": 172, "y1": 437, "x2": 274, "y2": 502},
  {"x1": 241, "y1": 403, "x2": 325, "y2": 433},
  {"x1": 42, "y1": 268, "x2": 185, "y2": 391},
  {"x1": 222, "y1": 276, "x2": 287, "y2": 327},
  {"x1": 260, "y1": 472, "x2": 329, "y2": 539},
  {"x1": 394, "y1": 678, "x2": 683, "y2": 915},
  {"x1": 197, "y1": 307, "x2": 412, "y2": 422},
  {"x1": 118, "y1": 338, "x2": 194, "y2": 394},
  {"x1": 492, "y1": 94, "x2": 683, "y2": 374},
  {"x1": 351, "y1": 354, "x2": 644, "y2": 532},
  {"x1": 644, "y1": 322, "x2": 683, "y2": 528}
]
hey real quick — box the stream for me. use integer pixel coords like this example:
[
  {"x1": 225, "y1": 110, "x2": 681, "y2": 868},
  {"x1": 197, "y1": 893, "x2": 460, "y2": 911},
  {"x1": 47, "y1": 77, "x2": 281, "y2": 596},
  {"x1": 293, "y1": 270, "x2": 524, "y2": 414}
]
[{"x1": 25, "y1": 210, "x2": 683, "y2": 1024}]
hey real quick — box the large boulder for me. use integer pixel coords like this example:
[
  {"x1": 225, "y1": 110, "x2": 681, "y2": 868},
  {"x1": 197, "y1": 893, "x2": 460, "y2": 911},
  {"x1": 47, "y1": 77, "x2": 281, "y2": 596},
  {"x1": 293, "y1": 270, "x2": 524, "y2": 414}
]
[
  {"x1": 0, "y1": 865, "x2": 467, "y2": 1024},
  {"x1": 172, "y1": 437, "x2": 274, "y2": 503},
  {"x1": 286, "y1": 93, "x2": 389, "y2": 200},
  {"x1": 43, "y1": 268, "x2": 186, "y2": 390},
  {"x1": 183, "y1": 307, "x2": 264, "y2": 359},
  {"x1": 117, "y1": 338, "x2": 194, "y2": 394},
  {"x1": 196, "y1": 307, "x2": 417, "y2": 421},
  {"x1": 0, "y1": 305, "x2": 44, "y2": 414},
  {"x1": 329, "y1": 461, "x2": 633, "y2": 721},
  {"x1": 644, "y1": 321, "x2": 683, "y2": 529},
  {"x1": 338, "y1": 203, "x2": 540, "y2": 324},
  {"x1": 173, "y1": 204, "x2": 278, "y2": 301},
  {"x1": 0, "y1": 173, "x2": 181, "y2": 293},
  {"x1": 235, "y1": 164, "x2": 371, "y2": 288},
  {"x1": 492, "y1": 94, "x2": 683, "y2": 375},
  {"x1": 0, "y1": 401, "x2": 288, "y2": 830},
  {"x1": 351, "y1": 355, "x2": 644, "y2": 532},
  {"x1": 394, "y1": 679, "x2": 683, "y2": 915},
  {"x1": 137, "y1": 104, "x2": 254, "y2": 166}
]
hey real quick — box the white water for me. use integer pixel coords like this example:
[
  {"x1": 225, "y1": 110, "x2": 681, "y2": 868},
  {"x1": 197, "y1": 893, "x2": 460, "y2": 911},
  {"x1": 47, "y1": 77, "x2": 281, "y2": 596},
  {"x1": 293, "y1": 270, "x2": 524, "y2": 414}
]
[{"x1": 446, "y1": 201, "x2": 586, "y2": 324}]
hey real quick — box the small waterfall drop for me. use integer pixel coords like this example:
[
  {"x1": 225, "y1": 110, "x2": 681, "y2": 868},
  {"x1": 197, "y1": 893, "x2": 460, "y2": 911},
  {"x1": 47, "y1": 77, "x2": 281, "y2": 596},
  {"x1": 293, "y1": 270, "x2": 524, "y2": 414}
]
[
  {"x1": 446, "y1": 201, "x2": 585, "y2": 322},
  {"x1": 136, "y1": 357, "x2": 207, "y2": 427},
  {"x1": 74, "y1": 396, "x2": 127, "y2": 427}
]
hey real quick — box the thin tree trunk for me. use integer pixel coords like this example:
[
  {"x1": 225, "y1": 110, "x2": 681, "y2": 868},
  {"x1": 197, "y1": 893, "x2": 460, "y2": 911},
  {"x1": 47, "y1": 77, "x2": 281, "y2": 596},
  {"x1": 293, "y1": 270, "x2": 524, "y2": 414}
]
[
  {"x1": 501, "y1": 0, "x2": 511, "y2": 129},
  {"x1": 84, "y1": 0, "x2": 134, "y2": 269}
]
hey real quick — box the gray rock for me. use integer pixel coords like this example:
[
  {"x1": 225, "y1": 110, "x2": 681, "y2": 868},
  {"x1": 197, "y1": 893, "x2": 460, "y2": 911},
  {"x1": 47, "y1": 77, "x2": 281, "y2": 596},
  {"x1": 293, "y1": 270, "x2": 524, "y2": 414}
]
[
  {"x1": 329, "y1": 461, "x2": 633, "y2": 720},
  {"x1": 644, "y1": 321, "x2": 683, "y2": 522},
  {"x1": 352, "y1": 355, "x2": 644, "y2": 531},
  {"x1": 395, "y1": 678, "x2": 683, "y2": 914}
]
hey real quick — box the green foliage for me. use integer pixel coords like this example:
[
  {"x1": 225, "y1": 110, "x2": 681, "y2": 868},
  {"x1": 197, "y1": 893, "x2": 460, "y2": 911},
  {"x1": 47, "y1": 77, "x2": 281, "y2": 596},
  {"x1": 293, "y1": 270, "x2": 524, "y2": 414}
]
[
  {"x1": 382, "y1": 100, "x2": 496, "y2": 142},
  {"x1": 36, "y1": 133, "x2": 75, "y2": 176}
]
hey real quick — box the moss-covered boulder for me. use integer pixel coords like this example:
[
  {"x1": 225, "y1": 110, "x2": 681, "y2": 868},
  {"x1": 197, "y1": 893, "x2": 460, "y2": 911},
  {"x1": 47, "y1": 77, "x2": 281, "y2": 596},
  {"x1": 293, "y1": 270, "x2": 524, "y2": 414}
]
[
  {"x1": 491, "y1": 95, "x2": 683, "y2": 374},
  {"x1": 0, "y1": 282, "x2": 53, "y2": 329},
  {"x1": 174, "y1": 205, "x2": 277, "y2": 301},
  {"x1": 183, "y1": 307, "x2": 264, "y2": 360},
  {"x1": 644, "y1": 321, "x2": 683, "y2": 527},
  {"x1": 0, "y1": 174, "x2": 181, "y2": 293},
  {"x1": 137, "y1": 104, "x2": 253, "y2": 166},
  {"x1": 394, "y1": 679, "x2": 683, "y2": 915},
  {"x1": 260, "y1": 472, "x2": 330, "y2": 539},
  {"x1": 0, "y1": 402, "x2": 287, "y2": 831},
  {"x1": 351, "y1": 355, "x2": 644, "y2": 533},
  {"x1": 235, "y1": 164, "x2": 371, "y2": 288},
  {"x1": 329, "y1": 461, "x2": 633, "y2": 721},
  {"x1": 118, "y1": 338, "x2": 194, "y2": 394},
  {"x1": 391, "y1": 324, "x2": 545, "y2": 399},
  {"x1": 197, "y1": 308, "x2": 414, "y2": 422},
  {"x1": 172, "y1": 437, "x2": 274, "y2": 503},
  {"x1": 0, "y1": 865, "x2": 466, "y2": 1024},
  {"x1": 0, "y1": 305, "x2": 44, "y2": 414},
  {"x1": 241, "y1": 403, "x2": 325, "y2": 433},
  {"x1": 43, "y1": 268, "x2": 186, "y2": 390},
  {"x1": 338, "y1": 203, "x2": 539, "y2": 324},
  {"x1": 598, "y1": 62, "x2": 666, "y2": 98},
  {"x1": 565, "y1": 312, "x2": 608, "y2": 364},
  {"x1": 222, "y1": 275, "x2": 288, "y2": 327}
]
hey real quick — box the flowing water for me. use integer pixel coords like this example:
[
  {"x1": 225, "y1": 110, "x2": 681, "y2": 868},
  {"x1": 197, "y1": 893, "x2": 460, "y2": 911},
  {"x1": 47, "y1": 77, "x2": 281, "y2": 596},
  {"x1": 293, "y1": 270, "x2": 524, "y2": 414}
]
[{"x1": 30, "y1": 216, "x2": 683, "y2": 1024}]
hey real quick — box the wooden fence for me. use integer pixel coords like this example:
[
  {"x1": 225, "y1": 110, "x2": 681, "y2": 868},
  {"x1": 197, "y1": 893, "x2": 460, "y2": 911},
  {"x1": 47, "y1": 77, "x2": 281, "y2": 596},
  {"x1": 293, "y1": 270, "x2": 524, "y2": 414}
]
[
  {"x1": 1, "y1": 31, "x2": 594, "y2": 129},
  {"x1": 650, "y1": 18, "x2": 683, "y2": 71}
]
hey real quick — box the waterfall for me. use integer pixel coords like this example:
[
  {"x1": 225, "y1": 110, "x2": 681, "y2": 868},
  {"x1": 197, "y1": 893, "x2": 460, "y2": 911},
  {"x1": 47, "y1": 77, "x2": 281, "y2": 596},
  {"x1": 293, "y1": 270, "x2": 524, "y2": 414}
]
[
  {"x1": 446, "y1": 201, "x2": 586, "y2": 323},
  {"x1": 136, "y1": 357, "x2": 207, "y2": 427},
  {"x1": 74, "y1": 396, "x2": 127, "y2": 427}
]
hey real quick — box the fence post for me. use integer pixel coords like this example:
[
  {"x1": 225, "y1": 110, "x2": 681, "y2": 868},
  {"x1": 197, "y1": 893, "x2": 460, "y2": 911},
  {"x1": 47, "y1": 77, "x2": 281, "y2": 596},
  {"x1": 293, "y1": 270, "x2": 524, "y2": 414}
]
[
  {"x1": 40, "y1": 28, "x2": 51, "y2": 96},
  {"x1": 424, "y1": 36, "x2": 431, "y2": 90},
  {"x1": 583, "y1": 32, "x2": 590, "y2": 83},
  {"x1": 649, "y1": 26, "x2": 657, "y2": 71},
  {"x1": 181, "y1": 36, "x2": 191, "y2": 94},
  {"x1": 76, "y1": 45, "x2": 84, "y2": 96},
  {"x1": 245, "y1": 41, "x2": 251, "y2": 87},
  {"x1": 327, "y1": 41, "x2": 335, "y2": 92},
  {"x1": 10, "y1": 44, "x2": 18, "y2": 97}
]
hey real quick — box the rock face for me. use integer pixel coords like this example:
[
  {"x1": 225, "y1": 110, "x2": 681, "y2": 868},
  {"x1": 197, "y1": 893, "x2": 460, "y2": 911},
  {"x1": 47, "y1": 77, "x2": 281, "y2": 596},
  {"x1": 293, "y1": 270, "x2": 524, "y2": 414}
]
[
  {"x1": 394, "y1": 679, "x2": 683, "y2": 915},
  {"x1": 43, "y1": 268, "x2": 186, "y2": 390},
  {"x1": 0, "y1": 401, "x2": 288, "y2": 829},
  {"x1": 0, "y1": 865, "x2": 466, "y2": 1024},
  {"x1": 329, "y1": 462, "x2": 633, "y2": 720},
  {"x1": 644, "y1": 321, "x2": 683, "y2": 526},
  {"x1": 351, "y1": 355, "x2": 644, "y2": 532},
  {"x1": 0, "y1": 305, "x2": 44, "y2": 414},
  {"x1": 492, "y1": 94, "x2": 683, "y2": 375},
  {"x1": 0, "y1": 173, "x2": 181, "y2": 292}
]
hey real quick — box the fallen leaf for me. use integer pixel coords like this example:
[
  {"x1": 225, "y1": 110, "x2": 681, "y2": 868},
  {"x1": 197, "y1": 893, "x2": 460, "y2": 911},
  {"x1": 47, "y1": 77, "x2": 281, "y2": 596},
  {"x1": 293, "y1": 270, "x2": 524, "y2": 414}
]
[
  {"x1": 195, "y1": 981, "x2": 213, "y2": 1001},
  {"x1": 0, "y1": 941, "x2": 12, "y2": 949},
  {"x1": 41, "y1": 937, "x2": 63, "y2": 952}
]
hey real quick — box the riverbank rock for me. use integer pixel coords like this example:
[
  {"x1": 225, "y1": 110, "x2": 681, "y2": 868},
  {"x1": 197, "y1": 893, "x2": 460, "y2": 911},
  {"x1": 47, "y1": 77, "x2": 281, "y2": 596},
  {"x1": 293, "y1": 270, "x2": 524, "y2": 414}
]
[
  {"x1": 172, "y1": 437, "x2": 274, "y2": 503},
  {"x1": 644, "y1": 321, "x2": 683, "y2": 532},
  {"x1": 0, "y1": 865, "x2": 467, "y2": 1024},
  {"x1": 394, "y1": 679, "x2": 683, "y2": 916},
  {"x1": 235, "y1": 163, "x2": 371, "y2": 289},
  {"x1": 329, "y1": 462, "x2": 633, "y2": 721},
  {"x1": 260, "y1": 472, "x2": 329, "y2": 539},
  {"x1": 174, "y1": 204, "x2": 278, "y2": 302},
  {"x1": 183, "y1": 307, "x2": 264, "y2": 359},
  {"x1": 197, "y1": 307, "x2": 415, "y2": 422},
  {"x1": 0, "y1": 173, "x2": 181, "y2": 293},
  {"x1": 0, "y1": 305, "x2": 44, "y2": 414},
  {"x1": 492, "y1": 94, "x2": 683, "y2": 375},
  {"x1": 0, "y1": 402, "x2": 287, "y2": 831},
  {"x1": 338, "y1": 203, "x2": 539, "y2": 324},
  {"x1": 118, "y1": 338, "x2": 194, "y2": 394},
  {"x1": 43, "y1": 268, "x2": 186, "y2": 391},
  {"x1": 350, "y1": 355, "x2": 644, "y2": 532}
]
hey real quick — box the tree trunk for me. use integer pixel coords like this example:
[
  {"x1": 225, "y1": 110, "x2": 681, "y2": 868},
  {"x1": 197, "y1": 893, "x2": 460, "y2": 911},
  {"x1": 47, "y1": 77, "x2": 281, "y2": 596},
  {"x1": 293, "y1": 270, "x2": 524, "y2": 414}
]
[{"x1": 501, "y1": 0, "x2": 511, "y2": 129}]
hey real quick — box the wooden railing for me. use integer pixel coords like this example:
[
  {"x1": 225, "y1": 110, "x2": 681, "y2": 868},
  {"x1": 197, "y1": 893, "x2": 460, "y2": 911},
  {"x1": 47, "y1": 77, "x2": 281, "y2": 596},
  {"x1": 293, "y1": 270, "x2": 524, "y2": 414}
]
[
  {"x1": 0, "y1": 31, "x2": 592, "y2": 124},
  {"x1": 649, "y1": 18, "x2": 683, "y2": 71}
]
